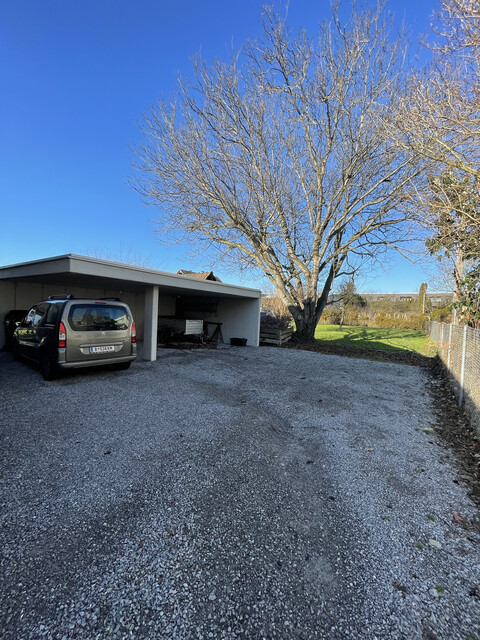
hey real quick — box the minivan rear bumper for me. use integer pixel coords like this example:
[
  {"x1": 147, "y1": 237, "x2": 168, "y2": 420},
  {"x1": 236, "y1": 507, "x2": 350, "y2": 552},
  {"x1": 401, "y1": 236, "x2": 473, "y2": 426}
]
[{"x1": 58, "y1": 354, "x2": 136, "y2": 369}]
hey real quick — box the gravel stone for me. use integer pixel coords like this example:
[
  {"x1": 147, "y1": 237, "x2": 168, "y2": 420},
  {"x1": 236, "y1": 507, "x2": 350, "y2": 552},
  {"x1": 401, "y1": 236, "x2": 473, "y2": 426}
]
[{"x1": 0, "y1": 346, "x2": 479, "y2": 639}]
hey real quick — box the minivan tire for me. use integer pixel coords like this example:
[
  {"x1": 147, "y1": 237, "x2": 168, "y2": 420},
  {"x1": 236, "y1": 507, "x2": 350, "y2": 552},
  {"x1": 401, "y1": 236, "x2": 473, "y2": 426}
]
[{"x1": 41, "y1": 354, "x2": 59, "y2": 381}]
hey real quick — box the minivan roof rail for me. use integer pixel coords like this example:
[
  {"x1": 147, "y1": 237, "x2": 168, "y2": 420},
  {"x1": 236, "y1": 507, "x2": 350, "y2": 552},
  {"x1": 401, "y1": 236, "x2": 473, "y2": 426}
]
[{"x1": 47, "y1": 294, "x2": 74, "y2": 300}]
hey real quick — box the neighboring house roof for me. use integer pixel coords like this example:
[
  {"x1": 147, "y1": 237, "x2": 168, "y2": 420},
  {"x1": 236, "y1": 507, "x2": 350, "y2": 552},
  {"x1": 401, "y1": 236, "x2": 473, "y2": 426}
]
[{"x1": 177, "y1": 269, "x2": 222, "y2": 282}]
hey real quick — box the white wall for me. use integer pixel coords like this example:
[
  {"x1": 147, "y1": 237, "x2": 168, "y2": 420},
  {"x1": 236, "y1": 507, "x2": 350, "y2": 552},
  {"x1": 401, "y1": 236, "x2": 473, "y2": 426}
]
[{"x1": 217, "y1": 297, "x2": 261, "y2": 346}]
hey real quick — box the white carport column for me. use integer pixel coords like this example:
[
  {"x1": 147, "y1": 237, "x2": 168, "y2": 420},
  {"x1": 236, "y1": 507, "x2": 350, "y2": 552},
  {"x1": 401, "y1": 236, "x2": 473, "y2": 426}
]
[{"x1": 143, "y1": 285, "x2": 159, "y2": 361}]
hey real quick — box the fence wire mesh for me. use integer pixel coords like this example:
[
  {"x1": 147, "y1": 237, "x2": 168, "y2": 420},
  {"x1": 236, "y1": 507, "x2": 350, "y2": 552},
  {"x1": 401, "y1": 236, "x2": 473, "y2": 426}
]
[{"x1": 427, "y1": 321, "x2": 480, "y2": 435}]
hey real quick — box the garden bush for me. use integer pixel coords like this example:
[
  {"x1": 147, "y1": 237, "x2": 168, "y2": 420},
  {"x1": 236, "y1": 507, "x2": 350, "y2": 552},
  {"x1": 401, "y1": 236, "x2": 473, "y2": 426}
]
[{"x1": 430, "y1": 306, "x2": 452, "y2": 323}]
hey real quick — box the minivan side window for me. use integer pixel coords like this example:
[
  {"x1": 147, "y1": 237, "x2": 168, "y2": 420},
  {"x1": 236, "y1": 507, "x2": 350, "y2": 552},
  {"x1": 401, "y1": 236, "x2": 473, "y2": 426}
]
[
  {"x1": 25, "y1": 304, "x2": 48, "y2": 327},
  {"x1": 46, "y1": 304, "x2": 60, "y2": 324},
  {"x1": 32, "y1": 304, "x2": 49, "y2": 327},
  {"x1": 24, "y1": 308, "x2": 37, "y2": 326}
]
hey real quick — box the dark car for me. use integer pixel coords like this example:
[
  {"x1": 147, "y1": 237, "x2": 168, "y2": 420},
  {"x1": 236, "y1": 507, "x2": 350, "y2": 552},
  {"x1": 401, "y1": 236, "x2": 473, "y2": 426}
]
[{"x1": 12, "y1": 295, "x2": 137, "y2": 380}]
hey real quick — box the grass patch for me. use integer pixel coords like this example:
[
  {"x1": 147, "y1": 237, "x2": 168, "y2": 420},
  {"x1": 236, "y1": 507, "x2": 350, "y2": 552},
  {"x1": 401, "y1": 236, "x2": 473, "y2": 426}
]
[{"x1": 314, "y1": 325, "x2": 436, "y2": 357}]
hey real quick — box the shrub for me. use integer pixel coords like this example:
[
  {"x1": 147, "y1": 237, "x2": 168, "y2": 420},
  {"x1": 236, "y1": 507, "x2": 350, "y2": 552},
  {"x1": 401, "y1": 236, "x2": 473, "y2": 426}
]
[
  {"x1": 372, "y1": 311, "x2": 427, "y2": 330},
  {"x1": 320, "y1": 308, "x2": 342, "y2": 324},
  {"x1": 319, "y1": 306, "x2": 433, "y2": 331},
  {"x1": 344, "y1": 309, "x2": 360, "y2": 326},
  {"x1": 260, "y1": 313, "x2": 292, "y2": 330},
  {"x1": 430, "y1": 305, "x2": 452, "y2": 323}
]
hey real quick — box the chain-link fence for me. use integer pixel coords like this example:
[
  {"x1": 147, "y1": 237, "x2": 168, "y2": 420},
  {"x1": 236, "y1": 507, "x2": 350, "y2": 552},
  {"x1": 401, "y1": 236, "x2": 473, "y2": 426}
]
[{"x1": 426, "y1": 320, "x2": 480, "y2": 436}]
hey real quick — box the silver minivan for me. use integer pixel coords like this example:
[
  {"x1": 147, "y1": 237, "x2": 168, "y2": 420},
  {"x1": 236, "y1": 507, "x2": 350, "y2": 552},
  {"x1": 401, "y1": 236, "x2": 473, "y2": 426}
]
[{"x1": 12, "y1": 295, "x2": 137, "y2": 379}]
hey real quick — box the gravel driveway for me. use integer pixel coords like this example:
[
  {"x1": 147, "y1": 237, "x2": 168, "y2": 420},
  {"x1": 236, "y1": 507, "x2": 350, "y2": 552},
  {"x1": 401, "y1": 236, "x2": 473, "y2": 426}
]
[{"x1": 1, "y1": 346, "x2": 479, "y2": 640}]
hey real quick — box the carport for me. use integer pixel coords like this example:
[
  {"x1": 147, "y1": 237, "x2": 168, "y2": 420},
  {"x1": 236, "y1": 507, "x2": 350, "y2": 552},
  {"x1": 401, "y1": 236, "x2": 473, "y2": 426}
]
[{"x1": 0, "y1": 254, "x2": 261, "y2": 360}]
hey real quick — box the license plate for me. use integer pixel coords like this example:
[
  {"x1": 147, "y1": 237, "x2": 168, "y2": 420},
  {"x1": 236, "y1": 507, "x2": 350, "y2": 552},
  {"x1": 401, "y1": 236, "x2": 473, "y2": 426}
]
[{"x1": 89, "y1": 345, "x2": 115, "y2": 354}]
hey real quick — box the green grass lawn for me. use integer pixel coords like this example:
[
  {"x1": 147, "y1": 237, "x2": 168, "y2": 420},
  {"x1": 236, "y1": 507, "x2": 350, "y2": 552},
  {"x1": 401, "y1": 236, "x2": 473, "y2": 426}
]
[{"x1": 314, "y1": 324, "x2": 437, "y2": 357}]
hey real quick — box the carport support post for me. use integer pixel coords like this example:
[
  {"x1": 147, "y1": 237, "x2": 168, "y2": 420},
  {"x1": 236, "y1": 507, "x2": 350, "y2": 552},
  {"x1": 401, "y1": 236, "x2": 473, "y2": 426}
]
[{"x1": 143, "y1": 285, "x2": 159, "y2": 361}]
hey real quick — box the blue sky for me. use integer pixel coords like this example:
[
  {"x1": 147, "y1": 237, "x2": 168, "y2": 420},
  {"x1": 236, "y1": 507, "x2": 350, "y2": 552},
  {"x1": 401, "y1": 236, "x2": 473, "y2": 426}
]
[{"x1": 1, "y1": 0, "x2": 442, "y2": 292}]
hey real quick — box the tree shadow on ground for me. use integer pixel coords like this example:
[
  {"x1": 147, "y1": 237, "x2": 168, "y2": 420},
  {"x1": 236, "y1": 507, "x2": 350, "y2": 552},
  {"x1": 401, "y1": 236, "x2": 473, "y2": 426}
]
[
  {"x1": 316, "y1": 326, "x2": 431, "y2": 355},
  {"x1": 282, "y1": 338, "x2": 433, "y2": 367}
]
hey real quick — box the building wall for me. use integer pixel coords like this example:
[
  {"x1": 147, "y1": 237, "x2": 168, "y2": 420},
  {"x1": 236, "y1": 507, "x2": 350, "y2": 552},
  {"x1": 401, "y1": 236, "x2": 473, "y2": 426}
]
[
  {"x1": 0, "y1": 281, "x2": 16, "y2": 348},
  {"x1": 158, "y1": 295, "x2": 176, "y2": 317},
  {"x1": 216, "y1": 297, "x2": 261, "y2": 346}
]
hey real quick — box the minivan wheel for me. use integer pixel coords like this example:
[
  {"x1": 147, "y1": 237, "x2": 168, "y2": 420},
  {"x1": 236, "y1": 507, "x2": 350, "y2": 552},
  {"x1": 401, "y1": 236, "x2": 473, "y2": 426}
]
[{"x1": 41, "y1": 354, "x2": 58, "y2": 381}]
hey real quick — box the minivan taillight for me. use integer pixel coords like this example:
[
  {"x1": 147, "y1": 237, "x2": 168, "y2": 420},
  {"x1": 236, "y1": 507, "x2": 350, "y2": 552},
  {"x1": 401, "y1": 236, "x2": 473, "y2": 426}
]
[
  {"x1": 59, "y1": 321, "x2": 66, "y2": 348},
  {"x1": 131, "y1": 321, "x2": 136, "y2": 344}
]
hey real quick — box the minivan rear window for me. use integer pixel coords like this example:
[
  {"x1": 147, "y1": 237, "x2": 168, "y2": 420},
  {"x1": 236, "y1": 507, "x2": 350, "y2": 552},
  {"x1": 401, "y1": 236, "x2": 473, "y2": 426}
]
[{"x1": 68, "y1": 304, "x2": 129, "y2": 331}]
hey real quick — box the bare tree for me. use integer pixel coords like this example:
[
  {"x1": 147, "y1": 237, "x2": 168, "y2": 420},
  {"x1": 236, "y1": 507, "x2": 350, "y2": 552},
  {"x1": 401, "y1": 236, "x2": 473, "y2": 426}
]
[
  {"x1": 392, "y1": 0, "x2": 480, "y2": 293},
  {"x1": 133, "y1": 3, "x2": 421, "y2": 339},
  {"x1": 431, "y1": 0, "x2": 480, "y2": 59},
  {"x1": 402, "y1": 0, "x2": 480, "y2": 178}
]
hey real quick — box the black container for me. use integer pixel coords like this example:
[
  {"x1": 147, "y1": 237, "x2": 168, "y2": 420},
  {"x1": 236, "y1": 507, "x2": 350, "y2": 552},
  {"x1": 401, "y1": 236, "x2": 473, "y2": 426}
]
[{"x1": 230, "y1": 337, "x2": 247, "y2": 346}]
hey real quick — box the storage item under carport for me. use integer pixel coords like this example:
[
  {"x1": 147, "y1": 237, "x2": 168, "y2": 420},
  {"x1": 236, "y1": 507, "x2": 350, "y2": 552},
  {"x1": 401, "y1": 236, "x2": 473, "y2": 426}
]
[
  {"x1": 3, "y1": 310, "x2": 28, "y2": 350},
  {"x1": 204, "y1": 322, "x2": 223, "y2": 344},
  {"x1": 157, "y1": 317, "x2": 205, "y2": 343},
  {"x1": 230, "y1": 337, "x2": 247, "y2": 346}
]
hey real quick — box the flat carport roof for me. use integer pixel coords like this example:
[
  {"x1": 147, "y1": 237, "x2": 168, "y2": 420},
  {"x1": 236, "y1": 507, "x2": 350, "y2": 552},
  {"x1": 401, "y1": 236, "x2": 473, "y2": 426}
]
[
  {"x1": 0, "y1": 254, "x2": 262, "y2": 360},
  {"x1": 0, "y1": 254, "x2": 261, "y2": 298}
]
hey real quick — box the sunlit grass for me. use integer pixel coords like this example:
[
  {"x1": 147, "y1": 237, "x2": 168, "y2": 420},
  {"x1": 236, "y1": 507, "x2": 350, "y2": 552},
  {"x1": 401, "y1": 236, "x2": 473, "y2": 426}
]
[{"x1": 314, "y1": 324, "x2": 437, "y2": 356}]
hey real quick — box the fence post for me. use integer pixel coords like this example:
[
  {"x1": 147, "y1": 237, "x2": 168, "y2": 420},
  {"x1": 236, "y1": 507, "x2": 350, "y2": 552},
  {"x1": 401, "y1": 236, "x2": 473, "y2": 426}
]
[
  {"x1": 447, "y1": 321, "x2": 453, "y2": 369},
  {"x1": 458, "y1": 325, "x2": 468, "y2": 407}
]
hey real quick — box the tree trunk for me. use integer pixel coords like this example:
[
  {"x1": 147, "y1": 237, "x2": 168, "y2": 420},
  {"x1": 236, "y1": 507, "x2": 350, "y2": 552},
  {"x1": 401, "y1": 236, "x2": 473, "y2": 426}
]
[
  {"x1": 290, "y1": 299, "x2": 318, "y2": 341},
  {"x1": 454, "y1": 250, "x2": 464, "y2": 302},
  {"x1": 289, "y1": 265, "x2": 337, "y2": 340}
]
